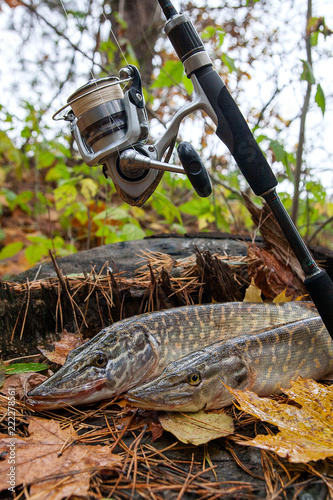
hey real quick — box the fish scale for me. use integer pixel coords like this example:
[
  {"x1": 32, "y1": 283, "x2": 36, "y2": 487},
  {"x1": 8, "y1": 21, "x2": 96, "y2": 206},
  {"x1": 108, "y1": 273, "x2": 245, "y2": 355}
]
[{"x1": 27, "y1": 302, "x2": 319, "y2": 409}]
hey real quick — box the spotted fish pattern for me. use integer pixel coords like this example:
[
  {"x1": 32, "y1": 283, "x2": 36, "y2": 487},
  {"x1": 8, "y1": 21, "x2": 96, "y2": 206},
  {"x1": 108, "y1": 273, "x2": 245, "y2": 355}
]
[
  {"x1": 27, "y1": 301, "x2": 319, "y2": 409},
  {"x1": 127, "y1": 317, "x2": 333, "y2": 412}
]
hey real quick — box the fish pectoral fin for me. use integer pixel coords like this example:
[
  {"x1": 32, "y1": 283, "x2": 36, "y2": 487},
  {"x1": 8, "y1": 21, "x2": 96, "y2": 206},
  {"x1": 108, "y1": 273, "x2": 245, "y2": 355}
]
[{"x1": 220, "y1": 345, "x2": 251, "y2": 391}]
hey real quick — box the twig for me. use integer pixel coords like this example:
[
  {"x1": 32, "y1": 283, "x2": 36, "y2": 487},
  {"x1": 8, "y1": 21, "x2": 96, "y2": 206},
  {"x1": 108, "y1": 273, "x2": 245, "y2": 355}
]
[{"x1": 307, "y1": 215, "x2": 333, "y2": 245}]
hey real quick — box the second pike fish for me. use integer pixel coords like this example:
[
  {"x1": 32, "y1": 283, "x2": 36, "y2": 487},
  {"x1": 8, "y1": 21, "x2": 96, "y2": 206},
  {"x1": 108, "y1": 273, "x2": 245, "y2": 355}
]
[{"x1": 126, "y1": 317, "x2": 333, "y2": 411}]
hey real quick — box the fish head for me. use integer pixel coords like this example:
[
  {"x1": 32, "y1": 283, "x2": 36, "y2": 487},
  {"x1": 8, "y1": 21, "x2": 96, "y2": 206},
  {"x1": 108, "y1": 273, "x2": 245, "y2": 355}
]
[
  {"x1": 126, "y1": 342, "x2": 249, "y2": 412},
  {"x1": 27, "y1": 320, "x2": 159, "y2": 409}
]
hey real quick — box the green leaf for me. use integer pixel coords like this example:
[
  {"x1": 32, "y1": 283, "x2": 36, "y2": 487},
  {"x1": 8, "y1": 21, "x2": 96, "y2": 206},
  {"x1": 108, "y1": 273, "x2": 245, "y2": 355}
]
[
  {"x1": 221, "y1": 54, "x2": 237, "y2": 73},
  {"x1": 152, "y1": 191, "x2": 183, "y2": 225},
  {"x1": 269, "y1": 139, "x2": 285, "y2": 163},
  {"x1": 151, "y1": 60, "x2": 185, "y2": 89},
  {"x1": 54, "y1": 183, "x2": 78, "y2": 210},
  {"x1": 120, "y1": 223, "x2": 146, "y2": 241},
  {"x1": 6, "y1": 363, "x2": 49, "y2": 374},
  {"x1": 93, "y1": 206, "x2": 129, "y2": 221},
  {"x1": 46, "y1": 163, "x2": 71, "y2": 181},
  {"x1": 300, "y1": 59, "x2": 315, "y2": 84},
  {"x1": 315, "y1": 83, "x2": 325, "y2": 116},
  {"x1": 179, "y1": 197, "x2": 212, "y2": 217},
  {"x1": 37, "y1": 151, "x2": 55, "y2": 169},
  {"x1": 0, "y1": 241, "x2": 23, "y2": 260},
  {"x1": 310, "y1": 31, "x2": 319, "y2": 46},
  {"x1": 202, "y1": 26, "x2": 225, "y2": 48},
  {"x1": 80, "y1": 178, "x2": 98, "y2": 200}
]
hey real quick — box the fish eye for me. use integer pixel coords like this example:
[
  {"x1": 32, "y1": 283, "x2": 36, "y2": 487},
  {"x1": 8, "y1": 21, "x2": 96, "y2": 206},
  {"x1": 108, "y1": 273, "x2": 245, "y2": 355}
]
[
  {"x1": 93, "y1": 353, "x2": 107, "y2": 368},
  {"x1": 186, "y1": 372, "x2": 201, "y2": 386}
]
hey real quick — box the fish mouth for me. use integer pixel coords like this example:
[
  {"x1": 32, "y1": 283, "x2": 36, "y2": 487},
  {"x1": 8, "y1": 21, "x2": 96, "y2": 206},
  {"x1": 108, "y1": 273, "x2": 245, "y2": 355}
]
[
  {"x1": 26, "y1": 378, "x2": 108, "y2": 410},
  {"x1": 125, "y1": 392, "x2": 178, "y2": 411}
]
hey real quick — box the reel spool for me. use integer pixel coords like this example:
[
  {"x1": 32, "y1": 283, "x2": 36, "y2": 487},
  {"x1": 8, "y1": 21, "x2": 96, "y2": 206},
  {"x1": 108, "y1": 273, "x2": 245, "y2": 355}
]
[{"x1": 53, "y1": 64, "x2": 212, "y2": 206}]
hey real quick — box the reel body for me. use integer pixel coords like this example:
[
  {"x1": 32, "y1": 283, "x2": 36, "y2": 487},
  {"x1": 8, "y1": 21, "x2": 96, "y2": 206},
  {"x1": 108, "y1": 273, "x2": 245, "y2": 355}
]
[{"x1": 54, "y1": 65, "x2": 213, "y2": 206}]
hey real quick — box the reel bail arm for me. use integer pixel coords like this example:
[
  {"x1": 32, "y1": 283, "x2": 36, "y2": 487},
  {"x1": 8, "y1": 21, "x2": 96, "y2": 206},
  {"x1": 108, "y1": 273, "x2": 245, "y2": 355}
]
[{"x1": 157, "y1": 0, "x2": 333, "y2": 339}]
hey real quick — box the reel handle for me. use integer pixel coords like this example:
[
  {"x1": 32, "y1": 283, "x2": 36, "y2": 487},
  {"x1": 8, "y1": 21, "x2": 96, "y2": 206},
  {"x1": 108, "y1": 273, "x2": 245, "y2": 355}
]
[{"x1": 177, "y1": 142, "x2": 212, "y2": 197}]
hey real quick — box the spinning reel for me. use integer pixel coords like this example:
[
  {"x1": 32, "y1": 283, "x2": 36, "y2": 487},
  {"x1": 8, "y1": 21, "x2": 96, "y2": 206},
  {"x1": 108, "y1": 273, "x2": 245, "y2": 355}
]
[{"x1": 53, "y1": 64, "x2": 212, "y2": 206}]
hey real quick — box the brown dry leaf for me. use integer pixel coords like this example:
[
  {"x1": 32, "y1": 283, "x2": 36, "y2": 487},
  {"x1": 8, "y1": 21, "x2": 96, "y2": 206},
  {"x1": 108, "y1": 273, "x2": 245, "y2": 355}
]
[
  {"x1": 159, "y1": 410, "x2": 234, "y2": 446},
  {"x1": 38, "y1": 331, "x2": 85, "y2": 365},
  {"x1": 243, "y1": 278, "x2": 263, "y2": 303},
  {"x1": 1, "y1": 372, "x2": 48, "y2": 399},
  {"x1": 0, "y1": 417, "x2": 122, "y2": 500},
  {"x1": 149, "y1": 420, "x2": 164, "y2": 441},
  {"x1": 230, "y1": 377, "x2": 333, "y2": 463}
]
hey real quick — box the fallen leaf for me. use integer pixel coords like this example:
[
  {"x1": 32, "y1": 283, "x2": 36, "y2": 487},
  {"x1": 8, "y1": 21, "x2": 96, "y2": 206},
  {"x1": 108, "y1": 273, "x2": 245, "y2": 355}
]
[
  {"x1": 158, "y1": 410, "x2": 234, "y2": 446},
  {"x1": 229, "y1": 377, "x2": 333, "y2": 463},
  {"x1": 0, "y1": 417, "x2": 122, "y2": 500},
  {"x1": 243, "y1": 278, "x2": 263, "y2": 303},
  {"x1": 273, "y1": 289, "x2": 293, "y2": 303},
  {"x1": 149, "y1": 420, "x2": 164, "y2": 441},
  {"x1": 1, "y1": 372, "x2": 48, "y2": 400},
  {"x1": 38, "y1": 331, "x2": 85, "y2": 365}
]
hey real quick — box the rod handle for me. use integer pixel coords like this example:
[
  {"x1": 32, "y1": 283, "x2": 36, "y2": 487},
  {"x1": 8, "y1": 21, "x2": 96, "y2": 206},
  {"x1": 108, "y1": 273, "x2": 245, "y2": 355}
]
[{"x1": 177, "y1": 142, "x2": 212, "y2": 197}]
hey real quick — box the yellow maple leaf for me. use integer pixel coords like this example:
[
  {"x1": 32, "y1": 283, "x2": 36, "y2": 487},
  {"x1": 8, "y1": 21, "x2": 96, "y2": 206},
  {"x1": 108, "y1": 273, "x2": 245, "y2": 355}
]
[
  {"x1": 273, "y1": 288, "x2": 293, "y2": 303},
  {"x1": 229, "y1": 377, "x2": 333, "y2": 463}
]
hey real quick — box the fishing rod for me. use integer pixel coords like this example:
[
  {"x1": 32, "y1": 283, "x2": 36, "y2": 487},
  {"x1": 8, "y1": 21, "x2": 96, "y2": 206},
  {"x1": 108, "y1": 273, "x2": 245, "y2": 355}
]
[{"x1": 53, "y1": 1, "x2": 333, "y2": 338}]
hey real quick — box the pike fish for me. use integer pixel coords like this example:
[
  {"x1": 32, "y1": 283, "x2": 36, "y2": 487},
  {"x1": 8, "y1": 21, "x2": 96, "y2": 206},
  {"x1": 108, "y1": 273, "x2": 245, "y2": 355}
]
[
  {"x1": 27, "y1": 302, "x2": 318, "y2": 409},
  {"x1": 126, "y1": 317, "x2": 333, "y2": 412}
]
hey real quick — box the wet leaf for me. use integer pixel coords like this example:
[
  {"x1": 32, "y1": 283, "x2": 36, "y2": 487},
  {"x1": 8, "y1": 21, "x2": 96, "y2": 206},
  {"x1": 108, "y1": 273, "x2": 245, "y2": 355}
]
[
  {"x1": 0, "y1": 417, "x2": 122, "y2": 500},
  {"x1": 159, "y1": 410, "x2": 234, "y2": 446},
  {"x1": 230, "y1": 377, "x2": 333, "y2": 463},
  {"x1": 38, "y1": 331, "x2": 85, "y2": 365}
]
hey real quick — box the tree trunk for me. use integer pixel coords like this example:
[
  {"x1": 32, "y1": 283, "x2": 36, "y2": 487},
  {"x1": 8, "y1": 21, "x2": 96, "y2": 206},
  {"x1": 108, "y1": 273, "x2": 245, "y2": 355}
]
[
  {"x1": 291, "y1": 0, "x2": 313, "y2": 223},
  {"x1": 108, "y1": 0, "x2": 162, "y2": 86}
]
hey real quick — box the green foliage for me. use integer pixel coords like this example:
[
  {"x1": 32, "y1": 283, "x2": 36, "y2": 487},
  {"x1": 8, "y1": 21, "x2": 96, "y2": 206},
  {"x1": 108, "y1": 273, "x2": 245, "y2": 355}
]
[
  {"x1": 0, "y1": 242, "x2": 23, "y2": 260},
  {"x1": 151, "y1": 60, "x2": 193, "y2": 94},
  {"x1": 315, "y1": 84, "x2": 325, "y2": 115},
  {"x1": 5, "y1": 363, "x2": 49, "y2": 374},
  {"x1": 300, "y1": 59, "x2": 315, "y2": 84},
  {"x1": 221, "y1": 54, "x2": 237, "y2": 73},
  {"x1": 202, "y1": 25, "x2": 225, "y2": 47}
]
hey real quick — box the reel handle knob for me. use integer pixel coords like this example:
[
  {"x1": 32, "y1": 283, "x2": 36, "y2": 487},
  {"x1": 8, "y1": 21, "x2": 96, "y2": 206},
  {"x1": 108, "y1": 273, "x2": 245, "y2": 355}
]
[{"x1": 177, "y1": 142, "x2": 212, "y2": 197}]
